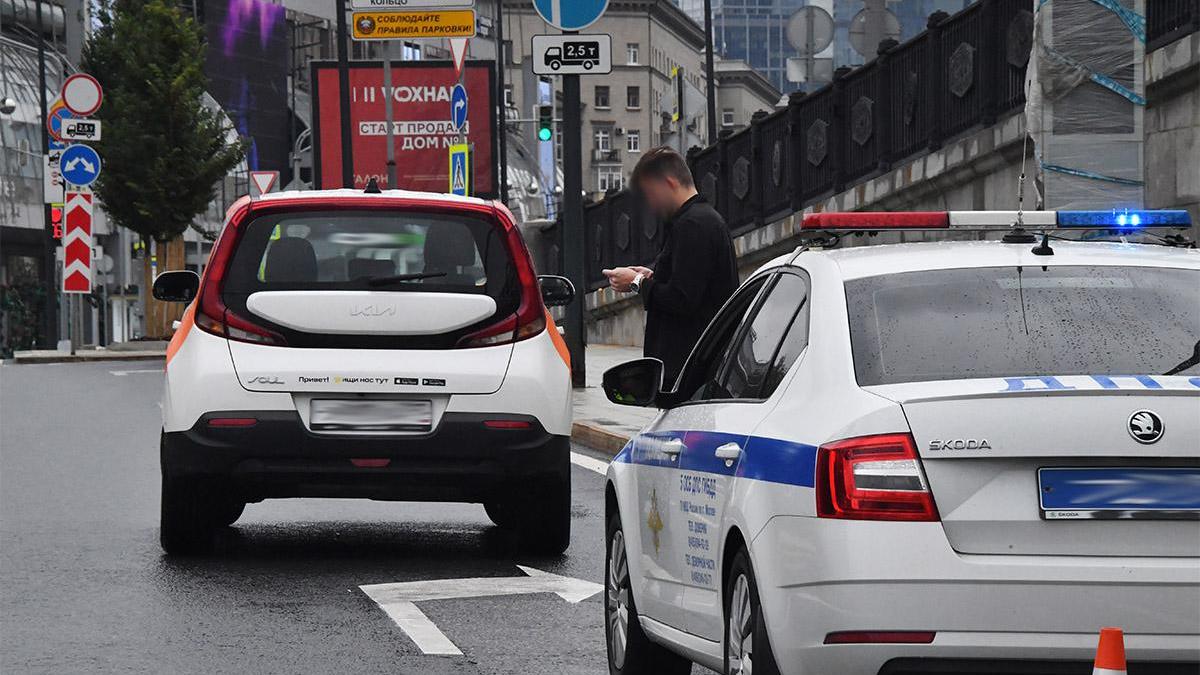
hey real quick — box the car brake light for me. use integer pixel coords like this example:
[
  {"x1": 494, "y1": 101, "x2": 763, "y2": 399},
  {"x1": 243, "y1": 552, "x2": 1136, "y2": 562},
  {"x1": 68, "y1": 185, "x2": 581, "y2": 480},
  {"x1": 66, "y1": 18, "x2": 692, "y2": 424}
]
[
  {"x1": 207, "y1": 417, "x2": 258, "y2": 427},
  {"x1": 816, "y1": 433, "x2": 939, "y2": 521},
  {"x1": 824, "y1": 631, "x2": 935, "y2": 645},
  {"x1": 457, "y1": 205, "x2": 546, "y2": 348},
  {"x1": 483, "y1": 419, "x2": 532, "y2": 429}
]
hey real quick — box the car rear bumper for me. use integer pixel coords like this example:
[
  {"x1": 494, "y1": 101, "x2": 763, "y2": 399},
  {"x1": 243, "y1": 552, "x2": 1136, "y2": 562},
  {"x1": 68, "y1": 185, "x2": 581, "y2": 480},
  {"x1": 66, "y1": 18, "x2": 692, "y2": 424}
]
[
  {"x1": 161, "y1": 411, "x2": 568, "y2": 502},
  {"x1": 750, "y1": 516, "x2": 1200, "y2": 675}
]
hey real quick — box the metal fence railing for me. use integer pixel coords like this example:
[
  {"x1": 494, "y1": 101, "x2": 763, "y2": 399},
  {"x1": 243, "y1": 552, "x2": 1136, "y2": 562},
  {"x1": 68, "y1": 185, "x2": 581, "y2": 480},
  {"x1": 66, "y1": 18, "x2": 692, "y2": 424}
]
[
  {"x1": 579, "y1": 0, "x2": 1037, "y2": 290},
  {"x1": 1148, "y1": 0, "x2": 1200, "y2": 52}
]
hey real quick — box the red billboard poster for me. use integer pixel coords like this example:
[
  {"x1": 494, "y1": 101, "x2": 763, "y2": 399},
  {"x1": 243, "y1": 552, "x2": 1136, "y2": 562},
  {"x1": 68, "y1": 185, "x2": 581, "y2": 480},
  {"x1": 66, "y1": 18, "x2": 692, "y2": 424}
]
[{"x1": 311, "y1": 61, "x2": 496, "y2": 196}]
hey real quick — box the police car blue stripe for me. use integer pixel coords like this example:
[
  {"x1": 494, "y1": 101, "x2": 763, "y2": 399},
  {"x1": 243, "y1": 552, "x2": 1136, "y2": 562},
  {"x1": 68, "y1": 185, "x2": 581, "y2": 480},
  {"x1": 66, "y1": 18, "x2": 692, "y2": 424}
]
[{"x1": 614, "y1": 431, "x2": 819, "y2": 489}]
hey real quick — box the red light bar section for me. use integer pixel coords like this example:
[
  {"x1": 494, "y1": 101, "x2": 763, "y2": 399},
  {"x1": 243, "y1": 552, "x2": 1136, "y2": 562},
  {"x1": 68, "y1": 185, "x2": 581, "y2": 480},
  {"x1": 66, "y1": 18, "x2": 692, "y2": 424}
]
[
  {"x1": 207, "y1": 417, "x2": 258, "y2": 428},
  {"x1": 802, "y1": 212, "x2": 949, "y2": 230},
  {"x1": 824, "y1": 631, "x2": 936, "y2": 645}
]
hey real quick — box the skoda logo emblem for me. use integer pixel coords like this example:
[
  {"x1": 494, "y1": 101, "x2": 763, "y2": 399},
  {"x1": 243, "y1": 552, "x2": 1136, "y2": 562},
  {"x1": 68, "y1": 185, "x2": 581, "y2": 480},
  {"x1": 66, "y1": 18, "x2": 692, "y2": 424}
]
[{"x1": 1127, "y1": 410, "x2": 1164, "y2": 444}]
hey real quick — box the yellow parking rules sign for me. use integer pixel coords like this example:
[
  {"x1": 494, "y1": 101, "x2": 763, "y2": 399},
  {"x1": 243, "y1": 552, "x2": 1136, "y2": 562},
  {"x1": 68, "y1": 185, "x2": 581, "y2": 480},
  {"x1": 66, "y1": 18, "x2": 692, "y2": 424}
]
[{"x1": 352, "y1": 10, "x2": 476, "y2": 41}]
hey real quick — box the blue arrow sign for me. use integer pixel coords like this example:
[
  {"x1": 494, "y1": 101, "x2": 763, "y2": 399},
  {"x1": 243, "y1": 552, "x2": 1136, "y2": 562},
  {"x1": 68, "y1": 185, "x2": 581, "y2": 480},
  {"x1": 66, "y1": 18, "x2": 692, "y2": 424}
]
[
  {"x1": 532, "y1": 0, "x2": 609, "y2": 31},
  {"x1": 60, "y1": 144, "x2": 102, "y2": 187},
  {"x1": 450, "y1": 83, "x2": 469, "y2": 133}
]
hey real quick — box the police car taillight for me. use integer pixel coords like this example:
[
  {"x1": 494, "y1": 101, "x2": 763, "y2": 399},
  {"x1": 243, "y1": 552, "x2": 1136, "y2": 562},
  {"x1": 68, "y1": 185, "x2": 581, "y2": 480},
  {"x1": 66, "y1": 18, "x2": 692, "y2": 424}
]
[{"x1": 816, "y1": 433, "x2": 939, "y2": 522}]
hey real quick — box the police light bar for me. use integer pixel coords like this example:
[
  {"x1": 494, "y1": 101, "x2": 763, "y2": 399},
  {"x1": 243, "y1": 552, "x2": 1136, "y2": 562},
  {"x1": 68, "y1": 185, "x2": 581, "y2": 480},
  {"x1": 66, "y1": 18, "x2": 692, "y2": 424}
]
[{"x1": 801, "y1": 210, "x2": 1192, "y2": 231}]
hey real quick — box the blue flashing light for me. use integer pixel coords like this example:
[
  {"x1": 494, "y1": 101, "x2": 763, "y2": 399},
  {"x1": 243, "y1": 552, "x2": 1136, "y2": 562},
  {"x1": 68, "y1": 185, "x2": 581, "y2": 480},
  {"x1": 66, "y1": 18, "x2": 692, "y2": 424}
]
[{"x1": 1057, "y1": 210, "x2": 1192, "y2": 228}]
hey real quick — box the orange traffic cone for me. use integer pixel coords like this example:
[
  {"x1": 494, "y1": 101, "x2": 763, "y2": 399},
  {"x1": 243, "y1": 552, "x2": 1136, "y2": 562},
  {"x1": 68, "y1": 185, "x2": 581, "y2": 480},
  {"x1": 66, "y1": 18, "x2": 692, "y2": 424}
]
[{"x1": 1093, "y1": 627, "x2": 1127, "y2": 675}]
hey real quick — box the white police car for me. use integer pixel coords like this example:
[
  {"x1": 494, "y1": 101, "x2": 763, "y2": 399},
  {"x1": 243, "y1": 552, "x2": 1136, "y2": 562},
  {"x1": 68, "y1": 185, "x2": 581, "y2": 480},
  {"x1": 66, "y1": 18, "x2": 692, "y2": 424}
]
[
  {"x1": 152, "y1": 188, "x2": 576, "y2": 555},
  {"x1": 601, "y1": 210, "x2": 1200, "y2": 675}
]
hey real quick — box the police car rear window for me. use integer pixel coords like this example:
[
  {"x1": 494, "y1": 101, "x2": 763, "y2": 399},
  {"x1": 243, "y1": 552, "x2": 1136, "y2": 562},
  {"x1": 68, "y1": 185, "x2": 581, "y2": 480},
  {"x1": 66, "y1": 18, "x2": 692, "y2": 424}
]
[{"x1": 845, "y1": 266, "x2": 1200, "y2": 386}]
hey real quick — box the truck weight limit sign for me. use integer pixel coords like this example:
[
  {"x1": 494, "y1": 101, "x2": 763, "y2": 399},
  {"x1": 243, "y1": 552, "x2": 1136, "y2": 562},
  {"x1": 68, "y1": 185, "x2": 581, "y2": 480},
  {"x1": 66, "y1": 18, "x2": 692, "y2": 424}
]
[{"x1": 532, "y1": 35, "x2": 612, "y2": 76}]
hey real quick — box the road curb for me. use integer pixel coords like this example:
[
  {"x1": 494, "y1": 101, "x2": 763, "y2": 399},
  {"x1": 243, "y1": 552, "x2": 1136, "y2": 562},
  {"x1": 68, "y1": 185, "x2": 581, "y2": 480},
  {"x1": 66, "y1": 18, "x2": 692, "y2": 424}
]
[
  {"x1": 570, "y1": 421, "x2": 630, "y2": 456},
  {"x1": 12, "y1": 351, "x2": 166, "y2": 365}
]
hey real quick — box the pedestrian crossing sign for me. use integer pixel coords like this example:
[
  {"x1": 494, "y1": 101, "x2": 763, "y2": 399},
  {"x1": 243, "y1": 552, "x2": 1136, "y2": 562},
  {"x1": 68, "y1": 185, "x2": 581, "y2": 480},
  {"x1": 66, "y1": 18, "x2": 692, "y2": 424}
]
[{"x1": 449, "y1": 144, "x2": 470, "y2": 196}]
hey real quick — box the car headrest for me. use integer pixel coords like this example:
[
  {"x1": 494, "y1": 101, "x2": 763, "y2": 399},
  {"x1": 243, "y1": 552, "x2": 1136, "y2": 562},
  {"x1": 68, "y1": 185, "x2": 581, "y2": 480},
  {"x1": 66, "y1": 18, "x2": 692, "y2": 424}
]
[
  {"x1": 264, "y1": 237, "x2": 317, "y2": 283},
  {"x1": 423, "y1": 223, "x2": 479, "y2": 271},
  {"x1": 348, "y1": 257, "x2": 396, "y2": 280}
]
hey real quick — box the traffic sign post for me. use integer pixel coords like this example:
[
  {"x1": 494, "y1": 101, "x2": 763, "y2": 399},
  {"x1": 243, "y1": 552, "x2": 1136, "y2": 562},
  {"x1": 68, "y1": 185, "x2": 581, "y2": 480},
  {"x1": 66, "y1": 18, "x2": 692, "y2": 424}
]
[
  {"x1": 62, "y1": 188, "x2": 94, "y2": 295},
  {"x1": 351, "y1": 9, "x2": 476, "y2": 40},
  {"x1": 60, "y1": 144, "x2": 102, "y2": 188},
  {"x1": 61, "y1": 74, "x2": 104, "y2": 116},
  {"x1": 532, "y1": 34, "x2": 612, "y2": 76},
  {"x1": 448, "y1": 144, "x2": 470, "y2": 196},
  {"x1": 250, "y1": 171, "x2": 280, "y2": 199},
  {"x1": 43, "y1": 150, "x2": 64, "y2": 204},
  {"x1": 532, "y1": 0, "x2": 609, "y2": 31},
  {"x1": 61, "y1": 119, "x2": 102, "y2": 142},
  {"x1": 450, "y1": 83, "x2": 469, "y2": 133}
]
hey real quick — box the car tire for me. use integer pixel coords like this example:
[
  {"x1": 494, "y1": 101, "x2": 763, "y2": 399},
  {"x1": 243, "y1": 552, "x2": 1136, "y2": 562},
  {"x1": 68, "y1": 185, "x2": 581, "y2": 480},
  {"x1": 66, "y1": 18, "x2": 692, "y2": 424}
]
[
  {"x1": 213, "y1": 500, "x2": 245, "y2": 527},
  {"x1": 160, "y1": 476, "x2": 217, "y2": 555},
  {"x1": 516, "y1": 470, "x2": 571, "y2": 555},
  {"x1": 723, "y1": 549, "x2": 781, "y2": 675},
  {"x1": 605, "y1": 510, "x2": 692, "y2": 675},
  {"x1": 483, "y1": 499, "x2": 518, "y2": 528}
]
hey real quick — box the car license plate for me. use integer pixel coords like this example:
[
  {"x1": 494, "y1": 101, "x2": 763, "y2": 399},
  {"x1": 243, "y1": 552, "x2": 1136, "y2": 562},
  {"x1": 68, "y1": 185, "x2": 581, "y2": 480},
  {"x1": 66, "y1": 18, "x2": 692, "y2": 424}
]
[
  {"x1": 1038, "y1": 467, "x2": 1200, "y2": 520},
  {"x1": 310, "y1": 399, "x2": 432, "y2": 432}
]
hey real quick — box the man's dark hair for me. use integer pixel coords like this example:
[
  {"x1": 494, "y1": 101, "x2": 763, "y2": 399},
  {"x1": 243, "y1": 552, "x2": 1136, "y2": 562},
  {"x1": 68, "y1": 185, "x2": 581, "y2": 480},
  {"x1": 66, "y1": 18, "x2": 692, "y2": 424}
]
[{"x1": 631, "y1": 146, "x2": 694, "y2": 188}]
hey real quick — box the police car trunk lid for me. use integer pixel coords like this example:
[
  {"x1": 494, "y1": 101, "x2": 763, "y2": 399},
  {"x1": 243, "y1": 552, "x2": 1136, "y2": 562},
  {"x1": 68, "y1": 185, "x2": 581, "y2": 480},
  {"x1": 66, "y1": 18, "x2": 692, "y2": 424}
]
[{"x1": 867, "y1": 377, "x2": 1200, "y2": 557}]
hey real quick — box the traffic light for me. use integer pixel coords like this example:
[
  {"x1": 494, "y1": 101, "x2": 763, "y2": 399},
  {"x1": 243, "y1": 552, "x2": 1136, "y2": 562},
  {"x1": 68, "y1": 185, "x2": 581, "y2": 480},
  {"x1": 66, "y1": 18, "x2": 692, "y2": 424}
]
[
  {"x1": 537, "y1": 104, "x2": 554, "y2": 142},
  {"x1": 50, "y1": 205, "x2": 63, "y2": 239}
]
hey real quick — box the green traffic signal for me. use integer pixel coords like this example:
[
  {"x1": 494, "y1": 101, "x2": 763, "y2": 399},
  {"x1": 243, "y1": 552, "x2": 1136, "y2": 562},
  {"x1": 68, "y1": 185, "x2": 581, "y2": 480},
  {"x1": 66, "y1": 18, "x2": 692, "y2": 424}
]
[
  {"x1": 538, "y1": 127, "x2": 553, "y2": 142},
  {"x1": 537, "y1": 104, "x2": 553, "y2": 143}
]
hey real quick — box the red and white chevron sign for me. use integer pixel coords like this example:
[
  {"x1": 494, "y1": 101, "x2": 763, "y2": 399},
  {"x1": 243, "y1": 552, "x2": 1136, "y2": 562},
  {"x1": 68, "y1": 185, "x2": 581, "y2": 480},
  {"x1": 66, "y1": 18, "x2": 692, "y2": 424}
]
[{"x1": 62, "y1": 188, "x2": 93, "y2": 294}]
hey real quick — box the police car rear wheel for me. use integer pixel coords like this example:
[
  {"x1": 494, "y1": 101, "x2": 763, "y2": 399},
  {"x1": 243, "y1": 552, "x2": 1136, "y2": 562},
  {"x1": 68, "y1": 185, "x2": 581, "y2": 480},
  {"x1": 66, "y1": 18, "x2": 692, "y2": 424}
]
[
  {"x1": 724, "y1": 549, "x2": 780, "y2": 675},
  {"x1": 605, "y1": 511, "x2": 692, "y2": 675}
]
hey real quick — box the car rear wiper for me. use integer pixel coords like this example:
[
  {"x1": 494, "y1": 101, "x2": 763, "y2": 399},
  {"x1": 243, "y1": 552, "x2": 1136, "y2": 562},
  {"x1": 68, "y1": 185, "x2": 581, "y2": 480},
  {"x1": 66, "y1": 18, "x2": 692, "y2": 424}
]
[
  {"x1": 365, "y1": 272, "x2": 448, "y2": 287},
  {"x1": 1163, "y1": 339, "x2": 1200, "y2": 376}
]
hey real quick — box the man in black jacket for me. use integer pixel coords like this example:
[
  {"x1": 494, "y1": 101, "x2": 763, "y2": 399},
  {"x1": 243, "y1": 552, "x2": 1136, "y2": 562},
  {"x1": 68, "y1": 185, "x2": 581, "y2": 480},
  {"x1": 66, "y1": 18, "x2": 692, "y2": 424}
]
[{"x1": 604, "y1": 147, "x2": 738, "y2": 385}]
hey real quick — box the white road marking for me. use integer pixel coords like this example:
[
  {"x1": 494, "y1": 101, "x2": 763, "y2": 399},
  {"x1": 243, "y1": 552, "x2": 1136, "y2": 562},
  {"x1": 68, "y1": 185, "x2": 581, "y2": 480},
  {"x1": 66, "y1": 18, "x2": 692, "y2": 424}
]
[
  {"x1": 360, "y1": 565, "x2": 602, "y2": 656},
  {"x1": 570, "y1": 451, "x2": 609, "y2": 475},
  {"x1": 109, "y1": 368, "x2": 161, "y2": 376}
]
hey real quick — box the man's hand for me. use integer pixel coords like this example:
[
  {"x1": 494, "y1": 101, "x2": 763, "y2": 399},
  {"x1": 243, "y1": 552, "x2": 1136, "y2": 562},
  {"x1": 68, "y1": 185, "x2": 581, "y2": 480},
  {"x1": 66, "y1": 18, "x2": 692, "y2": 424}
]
[{"x1": 603, "y1": 266, "x2": 647, "y2": 293}]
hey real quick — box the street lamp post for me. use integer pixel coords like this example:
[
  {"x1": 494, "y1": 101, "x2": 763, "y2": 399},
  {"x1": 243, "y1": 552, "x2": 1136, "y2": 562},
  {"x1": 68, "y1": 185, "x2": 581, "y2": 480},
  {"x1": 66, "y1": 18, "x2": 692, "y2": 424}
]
[
  {"x1": 703, "y1": 0, "x2": 717, "y2": 144},
  {"x1": 34, "y1": 0, "x2": 58, "y2": 348}
]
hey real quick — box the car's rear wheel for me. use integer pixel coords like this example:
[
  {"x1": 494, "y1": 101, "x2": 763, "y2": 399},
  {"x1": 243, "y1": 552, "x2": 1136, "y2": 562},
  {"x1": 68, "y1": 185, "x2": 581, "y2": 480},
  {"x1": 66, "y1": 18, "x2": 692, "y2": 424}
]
[
  {"x1": 605, "y1": 510, "x2": 692, "y2": 675},
  {"x1": 213, "y1": 500, "x2": 245, "y2": 527},
  {"x1": 160, "y1": 476, "x2": 218, "y2": 555},
  {"x1": 724, "y1": 549, "x2": 781, "y2": 675},
  {"x1": 486, "y1": 468, "x2": 570, "y2": 555}
]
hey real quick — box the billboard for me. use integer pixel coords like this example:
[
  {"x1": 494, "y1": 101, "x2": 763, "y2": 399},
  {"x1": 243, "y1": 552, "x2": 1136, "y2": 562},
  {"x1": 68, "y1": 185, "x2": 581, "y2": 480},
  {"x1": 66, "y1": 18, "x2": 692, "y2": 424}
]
[
  {"x1": 202, "y1": 0, "x2": 290, "y2": 174},
  {"x1": 311, "y1": 61, "x2": 497, "y2": 196}
]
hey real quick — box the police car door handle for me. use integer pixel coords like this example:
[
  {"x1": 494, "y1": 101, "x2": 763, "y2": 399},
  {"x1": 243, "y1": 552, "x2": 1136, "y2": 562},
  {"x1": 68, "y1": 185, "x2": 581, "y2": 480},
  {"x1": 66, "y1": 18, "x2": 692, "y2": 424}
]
[
  {"x1": 662, "y1": 439, "x2": 686, "y2": 457},
  {"x1": 714, "y1": 442, "x2": 742, "y2": 460}
]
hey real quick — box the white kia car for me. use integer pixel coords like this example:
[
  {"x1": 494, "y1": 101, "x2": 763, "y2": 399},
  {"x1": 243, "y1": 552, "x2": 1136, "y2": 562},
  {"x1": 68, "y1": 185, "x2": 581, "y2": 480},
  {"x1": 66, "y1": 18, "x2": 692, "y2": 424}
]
[
  {"x1": 601, "y1": 211, "x2": 1200, "y2": 675},
  {"x1": 153, "y1": 188, "x2": 576, "y2": 555}
]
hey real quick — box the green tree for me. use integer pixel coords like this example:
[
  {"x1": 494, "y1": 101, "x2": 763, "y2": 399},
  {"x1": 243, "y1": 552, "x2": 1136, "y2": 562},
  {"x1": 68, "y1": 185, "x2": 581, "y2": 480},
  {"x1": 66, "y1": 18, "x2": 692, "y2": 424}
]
[{"x1": 83, "y1": 0, "x2": 245, "y2": 244}]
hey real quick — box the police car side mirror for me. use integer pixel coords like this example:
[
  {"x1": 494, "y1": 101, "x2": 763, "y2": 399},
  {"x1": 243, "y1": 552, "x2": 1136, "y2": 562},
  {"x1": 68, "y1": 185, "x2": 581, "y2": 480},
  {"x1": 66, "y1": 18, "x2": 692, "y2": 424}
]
[
  {"x1": 602, "y1": 358, "x2": 664, "y2": 407},
  {"x1": 538, "y1": 275, "x2": 575, "y2": 307},
  {"x1": 153, "y1": 270, "x2": 200, "y2": 303}
]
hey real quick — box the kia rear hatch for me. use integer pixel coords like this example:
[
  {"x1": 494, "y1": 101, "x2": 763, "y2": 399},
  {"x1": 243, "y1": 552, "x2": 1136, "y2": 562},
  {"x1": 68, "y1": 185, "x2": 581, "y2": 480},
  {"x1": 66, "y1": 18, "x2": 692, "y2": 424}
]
[
  {"x1": 846, "y1": 264, "x2": 1200, "y2": 556},
  {"x1": 206, "y1": 205, "x2": 541, "y2": 396}
]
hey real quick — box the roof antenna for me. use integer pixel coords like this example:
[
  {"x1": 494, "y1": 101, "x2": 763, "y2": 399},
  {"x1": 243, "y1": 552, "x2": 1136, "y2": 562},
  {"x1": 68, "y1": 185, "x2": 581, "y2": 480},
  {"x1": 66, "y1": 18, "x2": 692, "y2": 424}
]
[
  {"x1": 1031, "y1": 231, "x2": 1054, "y2": 256},
  {"x1": 364, "y1": 178, "x2": 382, "y2": 194},
  {"x1": 1004, "y1": 132, "x2": 1037, "y2": 244}
]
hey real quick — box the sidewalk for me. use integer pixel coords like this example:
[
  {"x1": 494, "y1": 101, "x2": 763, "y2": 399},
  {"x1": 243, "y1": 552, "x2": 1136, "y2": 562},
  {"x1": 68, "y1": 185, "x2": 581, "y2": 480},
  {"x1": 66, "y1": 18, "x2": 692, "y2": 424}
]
[
  {"x1": 11, "y1": 341, "x2": 169, "y2": 364},
  {"x1": 571, "y1": 344, "x2": 657, "y2": 456}
]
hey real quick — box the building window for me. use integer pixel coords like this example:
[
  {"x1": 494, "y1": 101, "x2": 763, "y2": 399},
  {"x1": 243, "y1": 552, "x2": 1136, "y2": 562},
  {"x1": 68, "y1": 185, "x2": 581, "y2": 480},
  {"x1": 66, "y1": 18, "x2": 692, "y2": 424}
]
[
  {"x1": 627, "y1": 43, "x2": 640, "y2": 65},
  {"x1": 598, "y1": 166, "x2": 624, "y2": 192},
  {"x1": 722, "y1": 108, "x2": 735, "y2": 127},
  {"x1": 627, "y1": 130, "x2": 641, "y2": 153},
  {"x1": 594, "y1": 127, "x2": 612, "y2": 151},
  {"x1": 626, "y1": 86, "x2": 640, "y2": 110},
  {"x1": 595, "y1": 86, "x2": 610, "y2": 109}
]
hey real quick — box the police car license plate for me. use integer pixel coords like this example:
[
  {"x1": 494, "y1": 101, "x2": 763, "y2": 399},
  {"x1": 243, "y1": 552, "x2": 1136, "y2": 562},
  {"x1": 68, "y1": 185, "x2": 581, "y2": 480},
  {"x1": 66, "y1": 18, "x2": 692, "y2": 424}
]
[
  {"x1": 310, "y1": 399, "x2": 432, "y2": 432},
  {"x1": 1038, "y1": 467, "x2": 1200, "y2": 520}
]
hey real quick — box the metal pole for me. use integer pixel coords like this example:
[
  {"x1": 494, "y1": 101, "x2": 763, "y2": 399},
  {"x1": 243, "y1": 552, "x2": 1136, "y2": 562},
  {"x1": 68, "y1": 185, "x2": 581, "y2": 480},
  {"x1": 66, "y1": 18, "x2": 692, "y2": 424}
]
[
  {"x1": 561, "y1": 69, "x2": 585, "y2": 387},
  {"x1": 35, "y1": 0, "x2": 58, "y2": 348},
  {"x1": 703, "y1": 0, "x2": 717, "y2": 144},
  {"x1": 495, "y1": 0, "x2": 509, "y2": 204},
  {"x1": 335, "y1": 0, "x2": 355, "y2": 188},
  {"x1": 383, "y1": 40, "x2": 397, "y2": 188}
]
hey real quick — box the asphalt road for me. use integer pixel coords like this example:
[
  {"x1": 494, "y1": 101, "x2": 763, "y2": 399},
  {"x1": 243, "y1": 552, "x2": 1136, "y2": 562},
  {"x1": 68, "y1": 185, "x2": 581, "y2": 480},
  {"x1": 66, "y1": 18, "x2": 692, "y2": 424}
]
[{"x1": 0, "y1": 360, "x2": 668, "y2": 675}]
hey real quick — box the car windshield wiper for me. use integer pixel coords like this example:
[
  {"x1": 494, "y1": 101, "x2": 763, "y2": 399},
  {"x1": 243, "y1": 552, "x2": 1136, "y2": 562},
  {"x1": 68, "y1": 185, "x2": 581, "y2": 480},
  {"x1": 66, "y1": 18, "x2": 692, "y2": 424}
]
[
  {"x1": 365, "y1": 272, "x2": 447, "y2": 287},
  {"x1": 1163, "y1": 338, "x2": 1200, "y2": 376}
]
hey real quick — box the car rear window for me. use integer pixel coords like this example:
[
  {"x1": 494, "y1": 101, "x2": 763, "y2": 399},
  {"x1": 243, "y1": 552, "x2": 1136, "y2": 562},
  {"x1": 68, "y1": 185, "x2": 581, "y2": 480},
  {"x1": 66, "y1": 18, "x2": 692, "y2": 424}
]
[
  {"x1": 845, "y1": 266, "x2": 1200, "y2": 385},
  {"x1": 221, "y1": 209, "x2": 520, "y2": 349}
]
